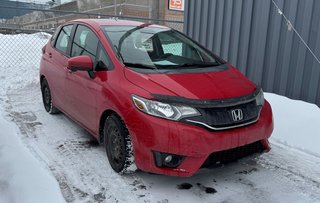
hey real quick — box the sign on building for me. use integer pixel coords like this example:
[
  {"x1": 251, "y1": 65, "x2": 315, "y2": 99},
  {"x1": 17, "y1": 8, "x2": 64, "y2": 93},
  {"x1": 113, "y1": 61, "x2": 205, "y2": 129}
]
[{"x1": 168, "y1": 0, "x2": 185, "y2": 11}]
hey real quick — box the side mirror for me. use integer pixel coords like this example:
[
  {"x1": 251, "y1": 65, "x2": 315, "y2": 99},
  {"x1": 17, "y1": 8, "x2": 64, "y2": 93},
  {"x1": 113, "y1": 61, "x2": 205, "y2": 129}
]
[{"x1": 68, "y1": 55, "x2": 93, "y2": 72}]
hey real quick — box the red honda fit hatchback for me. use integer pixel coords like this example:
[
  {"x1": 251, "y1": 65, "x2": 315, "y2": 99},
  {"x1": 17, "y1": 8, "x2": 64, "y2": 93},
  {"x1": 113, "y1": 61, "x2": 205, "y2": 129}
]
[{"x1": 40, "y1": 19, "x2": 273, "y2": 177}]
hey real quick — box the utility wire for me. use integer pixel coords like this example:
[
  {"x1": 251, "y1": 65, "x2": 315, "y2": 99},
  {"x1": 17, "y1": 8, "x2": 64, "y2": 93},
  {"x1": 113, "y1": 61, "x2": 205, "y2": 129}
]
[{"x1": 271, "y1": 0, "x2": 320, "y2": 65}]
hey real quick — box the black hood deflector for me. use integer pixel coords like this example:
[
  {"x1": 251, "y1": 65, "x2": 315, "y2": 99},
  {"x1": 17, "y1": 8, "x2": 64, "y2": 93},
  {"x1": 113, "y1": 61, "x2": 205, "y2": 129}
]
[{"x1": 152, "y1": 87, "x2": 261, "y2": 108}]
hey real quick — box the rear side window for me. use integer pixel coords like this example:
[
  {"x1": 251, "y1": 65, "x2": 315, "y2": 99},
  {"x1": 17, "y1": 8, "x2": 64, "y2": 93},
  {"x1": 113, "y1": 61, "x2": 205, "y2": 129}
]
[
  {"x1": 55, "y1": 25, "x2": 73, "y2": 54},
  {"x1": 71, "y1": 25, "x2": 99, "y2": 61}
]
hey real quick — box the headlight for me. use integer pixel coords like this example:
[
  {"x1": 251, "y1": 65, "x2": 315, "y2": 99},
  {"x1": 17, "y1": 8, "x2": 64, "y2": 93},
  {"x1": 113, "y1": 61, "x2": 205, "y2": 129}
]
[
  {"x1": 132, "y1": 95, "x2": 200, "y2": 120},
  {"x1": 255, "y1": 89, "x2": 264, "y2": 106}
]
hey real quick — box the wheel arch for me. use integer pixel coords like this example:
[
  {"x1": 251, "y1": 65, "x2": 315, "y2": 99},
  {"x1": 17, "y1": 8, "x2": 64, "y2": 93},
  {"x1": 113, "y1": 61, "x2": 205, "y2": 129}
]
[
  {"x1": 40, "y1": 75, "x2": 45, "y2": 86},
  {"x1": 99, "y1": 109, "x2": 123, "y2": 144}
]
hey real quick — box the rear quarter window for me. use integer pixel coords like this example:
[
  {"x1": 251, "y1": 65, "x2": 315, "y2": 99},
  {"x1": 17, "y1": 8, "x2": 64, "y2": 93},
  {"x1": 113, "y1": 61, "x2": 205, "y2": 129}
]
[{"x1": 50, "y1": 25, "x2": 61, "y2": 46}]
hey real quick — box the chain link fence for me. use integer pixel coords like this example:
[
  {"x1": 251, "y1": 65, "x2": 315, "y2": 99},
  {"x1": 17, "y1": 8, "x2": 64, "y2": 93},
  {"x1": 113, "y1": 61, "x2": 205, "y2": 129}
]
[
  {"x1": 0, "y1": 32, "x2": 50, "y2": 66},
  {"x1": 0, "y1": 1, "x2": 184, "y2": 68},
  {"x1": 0, "y1": 32, "x2": 51, "y2": 92}
]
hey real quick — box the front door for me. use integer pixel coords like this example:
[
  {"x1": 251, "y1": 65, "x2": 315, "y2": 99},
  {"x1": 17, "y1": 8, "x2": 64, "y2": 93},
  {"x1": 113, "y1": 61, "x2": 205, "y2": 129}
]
[{"x1": 65, "y1": 24, "x2": 100, "y2": 131}]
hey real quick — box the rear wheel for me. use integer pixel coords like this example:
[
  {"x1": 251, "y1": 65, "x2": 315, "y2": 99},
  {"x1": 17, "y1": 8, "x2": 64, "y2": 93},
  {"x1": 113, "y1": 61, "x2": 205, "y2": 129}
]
[
  {"x1": 104, "y1": 114, "x2": 135, "y2": 174},
  {"x1": 41, "y1": 78, "x2": 60, "y2": 114}
]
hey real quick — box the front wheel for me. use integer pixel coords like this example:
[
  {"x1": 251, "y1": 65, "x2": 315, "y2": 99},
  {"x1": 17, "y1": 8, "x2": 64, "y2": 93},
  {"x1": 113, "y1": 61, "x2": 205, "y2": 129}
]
[
  {"x1": 41, "y1": 78, "x2": 60, "y2": 114},
  {"x1": 104, "y1": 114, "x2": 135, "y2": 174}
]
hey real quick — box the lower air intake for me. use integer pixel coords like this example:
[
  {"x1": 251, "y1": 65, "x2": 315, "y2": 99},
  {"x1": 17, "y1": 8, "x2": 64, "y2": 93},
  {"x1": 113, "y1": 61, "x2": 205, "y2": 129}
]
[{"x1": 201, "y1": 141, "x2": 264, "y2": 168}]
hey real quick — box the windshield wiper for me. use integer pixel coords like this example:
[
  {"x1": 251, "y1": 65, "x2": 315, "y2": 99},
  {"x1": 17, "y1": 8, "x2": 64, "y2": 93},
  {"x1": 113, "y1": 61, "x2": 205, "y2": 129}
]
[
  {"x1": 113, "y1": 45, "x2": 124, "y2": 63},
  {"x1": 124, "y1": 62, "x2": 221, "y2": 70},
  {"x1": 158, "y1": 62, "x2": 221, "y2": 69},
  {"x1": 175, "y1": 62, "x2": 221, "y2": 68},
  {"x1": 118, "y1": 23, "x2": 151, "y2": 53},
  {"x1": 124, "y1": 62, "x2": 157, "y2": 69}
]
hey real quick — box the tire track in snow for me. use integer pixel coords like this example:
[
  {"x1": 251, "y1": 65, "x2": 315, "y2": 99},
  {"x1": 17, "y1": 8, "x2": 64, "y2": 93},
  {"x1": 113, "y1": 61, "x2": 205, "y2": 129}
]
[
  {"x1": 5, "y1": 85, "x2": 152, "y2": 203},
  {"x1": 258, "y1": 142, "x2": 320, "y2": 200}
]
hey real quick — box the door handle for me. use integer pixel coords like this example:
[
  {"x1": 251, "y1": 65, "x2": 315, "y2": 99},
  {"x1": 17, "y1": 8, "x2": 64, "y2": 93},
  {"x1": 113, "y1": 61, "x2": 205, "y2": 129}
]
[{"x1": 66, "y1": 67, "x2": 72, "y2": 73}]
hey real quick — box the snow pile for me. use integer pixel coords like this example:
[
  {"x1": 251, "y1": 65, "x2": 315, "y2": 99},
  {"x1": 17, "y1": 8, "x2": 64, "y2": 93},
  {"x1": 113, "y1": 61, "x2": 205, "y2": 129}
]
[
  {"x1": 266, "y1": 93, "x2": 320, "y2": 157},
  {"x1": 0, "y1": 33, "x2": 65, "y2": 203},
  {"x1": 0, "y1": 107, "x2": 65, "y2": 203},
  {"x1": 0, "y1": 33, "x2": 50, "y2": 95}
]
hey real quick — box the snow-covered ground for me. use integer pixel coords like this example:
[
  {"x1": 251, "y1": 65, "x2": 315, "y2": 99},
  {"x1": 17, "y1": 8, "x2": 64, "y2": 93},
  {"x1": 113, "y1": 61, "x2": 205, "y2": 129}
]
[
  {"x1": 0, "y1": 105, "x2": 65, "y2": 203},
  {"x1": 0, "y1": 33, "x2": 320, "y2": 203}
]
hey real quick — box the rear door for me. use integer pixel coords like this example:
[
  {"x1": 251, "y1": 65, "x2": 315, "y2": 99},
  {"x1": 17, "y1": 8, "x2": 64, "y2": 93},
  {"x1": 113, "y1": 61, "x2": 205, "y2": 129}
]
[{"x1": 46, "y1": 24, "x2": 74, "y2": 111}]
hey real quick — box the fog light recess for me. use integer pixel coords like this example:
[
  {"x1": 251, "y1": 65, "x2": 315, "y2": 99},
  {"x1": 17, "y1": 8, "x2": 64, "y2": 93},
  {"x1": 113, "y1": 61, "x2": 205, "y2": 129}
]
[{"x1": 153, "y1": 151, "x2": 184, "y2": 168}]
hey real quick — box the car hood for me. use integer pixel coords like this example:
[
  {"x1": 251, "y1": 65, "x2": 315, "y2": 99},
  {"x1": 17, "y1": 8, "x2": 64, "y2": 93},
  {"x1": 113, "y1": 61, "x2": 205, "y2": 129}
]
[{"x1": 124, "y1": 65, "x2": 257, "y2": 100}]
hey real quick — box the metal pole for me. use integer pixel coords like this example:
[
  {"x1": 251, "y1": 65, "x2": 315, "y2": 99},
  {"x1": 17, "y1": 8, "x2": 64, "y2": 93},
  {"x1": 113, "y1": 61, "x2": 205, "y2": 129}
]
[{"x1": 114, "y1": 0, "x2": 117, "y2": 16}]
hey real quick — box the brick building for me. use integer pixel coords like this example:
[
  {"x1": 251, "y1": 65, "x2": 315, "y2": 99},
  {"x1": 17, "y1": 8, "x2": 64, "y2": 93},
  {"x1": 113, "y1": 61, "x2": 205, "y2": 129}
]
[{"x1": 7, "y1": 0, "x2": 184, "y2": 32}]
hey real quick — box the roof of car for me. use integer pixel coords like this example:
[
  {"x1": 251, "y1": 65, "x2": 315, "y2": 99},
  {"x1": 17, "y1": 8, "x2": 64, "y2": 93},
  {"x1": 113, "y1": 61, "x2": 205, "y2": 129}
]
[{"x1": 71, "y1": 18, "x2": 169, "y2": 29}]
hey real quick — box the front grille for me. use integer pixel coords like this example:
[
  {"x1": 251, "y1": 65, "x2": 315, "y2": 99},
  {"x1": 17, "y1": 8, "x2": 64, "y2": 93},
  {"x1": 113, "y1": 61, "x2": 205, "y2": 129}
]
[
  {"x1": 201, "y1": 141, "x2": 264, "y2": 168},
  {"x1": 152, "y1": 88, "x2": 262, "y2": 130},
  {"x1": 186, "y1": 100, "x2": 261, "y2": 130}
]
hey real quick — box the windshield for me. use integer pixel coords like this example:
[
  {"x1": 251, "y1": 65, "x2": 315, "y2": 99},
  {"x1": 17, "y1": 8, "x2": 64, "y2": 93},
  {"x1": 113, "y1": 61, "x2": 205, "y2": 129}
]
[{"x1": 102, "y1": 25, "x2": 221, "y2": 69}]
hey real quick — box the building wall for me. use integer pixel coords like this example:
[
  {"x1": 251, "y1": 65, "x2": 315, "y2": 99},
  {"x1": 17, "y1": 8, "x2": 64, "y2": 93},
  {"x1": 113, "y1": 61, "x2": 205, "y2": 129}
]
[
  {"x1": 0, "y1": 0, "x2": 48, "y2": 19},
  {"x1": 184, "y1": 0, "x2": 320, "y2": 106},
  {"x1": 160, "y1": 0, "x2": 184, "y2": 32},
  {"x1": 52, "y1": 1, "x2": 79, "y2": 11},
  {"x1": 14, "y1": 0, "x2": 183, "y2": 32},
  {"x1": 78, "y1": 0, "x2": 101, "y2": 11}
]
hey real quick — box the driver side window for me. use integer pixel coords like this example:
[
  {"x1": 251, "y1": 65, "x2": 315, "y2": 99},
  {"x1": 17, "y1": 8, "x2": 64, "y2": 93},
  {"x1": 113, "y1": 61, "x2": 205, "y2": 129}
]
[{"x1": 71, "y1": 25, "x2": 99, "y2": 62}]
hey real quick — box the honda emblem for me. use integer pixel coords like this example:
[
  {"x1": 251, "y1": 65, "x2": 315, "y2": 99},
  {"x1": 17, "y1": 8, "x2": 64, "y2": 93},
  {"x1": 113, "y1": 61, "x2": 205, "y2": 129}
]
[{"x1": 231, "y1": 109, "x2": 243, "y2": 121}]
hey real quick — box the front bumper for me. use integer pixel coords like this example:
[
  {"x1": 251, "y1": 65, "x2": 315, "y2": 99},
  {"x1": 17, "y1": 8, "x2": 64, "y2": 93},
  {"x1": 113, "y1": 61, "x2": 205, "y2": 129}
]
[{"x1": 124, "y1": 101, "x2": 273, "y2": 177}]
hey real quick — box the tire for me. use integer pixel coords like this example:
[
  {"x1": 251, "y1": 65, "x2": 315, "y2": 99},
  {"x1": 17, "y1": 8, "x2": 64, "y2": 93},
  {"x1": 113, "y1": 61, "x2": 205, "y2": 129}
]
[
  {"x1": 104, "y1": 114, "x2": 135, "y2": 174},
  {"x1": 41, "y1": 78, "x2": 60, "y2": 114}
]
